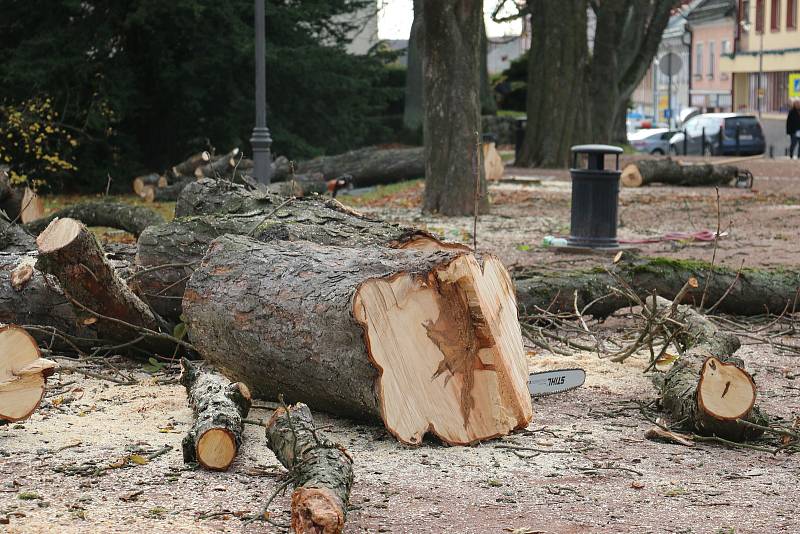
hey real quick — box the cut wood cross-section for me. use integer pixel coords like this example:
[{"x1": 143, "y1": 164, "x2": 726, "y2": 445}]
[
  {"x1": 183, "y1": 235, "x2": 532, "y2": 446},
  {"x1": 0, "y1": 325, "x2": 57, "y2": 422}
]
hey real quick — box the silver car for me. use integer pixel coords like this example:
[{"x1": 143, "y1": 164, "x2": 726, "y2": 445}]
[{"x1": 627, "y1": 128, "x2": 675, "y2": 155}]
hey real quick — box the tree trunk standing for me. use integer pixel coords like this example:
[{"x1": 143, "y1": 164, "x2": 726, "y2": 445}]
[
  {"x1": 586, "y1": 0, "x2": 627, "y2": 143},
  {"x1": 517, "y1": 0, "x2": 588, "y2": 168},
  {"x1": 480, "y1": 19, "x2": 497, "y2": 116},
  {"x1": 421, "y1": 0, "x2": 487, "y2": 215},
  {"x1": 403, "y1": 0, "x2": 424, "y2": 134}
]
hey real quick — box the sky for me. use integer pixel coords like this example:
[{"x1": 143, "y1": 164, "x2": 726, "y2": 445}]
[{"x1": 376, "y1": 0, "x2": 523, "y2": 40}]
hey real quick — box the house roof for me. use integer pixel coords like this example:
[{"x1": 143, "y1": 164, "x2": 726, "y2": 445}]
[{"x1": 687, "y1": 0, "x2": 736, "y2": 24}]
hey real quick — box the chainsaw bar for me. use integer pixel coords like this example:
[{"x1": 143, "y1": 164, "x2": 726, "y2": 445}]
[{"x1": 527, "y1": 368, "x2": 586, "y2": 398}]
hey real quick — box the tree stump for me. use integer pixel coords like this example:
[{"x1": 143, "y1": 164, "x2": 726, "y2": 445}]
[
  {"x1": 0, "y1": 325, "x2": 57, "y2": 422},
  {"x1": 183, "y1": 235, "x2": 532, "y2": 445}
]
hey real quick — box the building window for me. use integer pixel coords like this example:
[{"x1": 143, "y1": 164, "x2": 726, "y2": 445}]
[
  {"x1": 771, "y1": 0, "x2": 781, "y2": 29},
  {"x1": 695, "y1": 43, "x2": 704, "y2": 76},
  {"x1": 708, "y1": 42, "x2": 715, "y2": 78},
  {"x1": 756, "y1": 0, "x2": 765, "y2": 31},
  {"x1": 789, "y1": 0, "x2": 798, "y2": 29}
]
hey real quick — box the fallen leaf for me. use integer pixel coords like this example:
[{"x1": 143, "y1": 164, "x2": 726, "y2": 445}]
[{"x1": 129, "y1": 454, "x2": 149, "y2": 465}]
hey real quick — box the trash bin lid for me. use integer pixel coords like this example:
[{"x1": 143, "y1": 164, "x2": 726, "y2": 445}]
[
  {"x1": 571, "y1": 144, "x2": 623, "y2": 171},
  {"x1": 571, "y1": 144, "x2": 624, "y2": 155}
]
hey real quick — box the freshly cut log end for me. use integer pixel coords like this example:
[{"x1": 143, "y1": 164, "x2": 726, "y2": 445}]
[
  {"x1": 266, "y1": 403, "x2": 353, "y2": 534},
  {"x1": 0, "y1": 325, "x2": 57, "y2": 422},
  {"x1": 353, "y1": 253, "x2": 531, "y2": 445},
  {"x1": 697, "y1": 357, "x2": 756, "y2": 421},
  {"x1": 184, "y1": 236, "x2": 532, "y2": 446},
  {"x1": 621, "y1": 164, "x2": 644, "y2": 187},
  {"x1": 180, "y1": 358, "x2": 251, "y2": 471}
]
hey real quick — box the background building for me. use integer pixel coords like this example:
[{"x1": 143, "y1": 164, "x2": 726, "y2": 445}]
[{"x1": 687, "y1": 0, "x2": 736, "y2": 112}]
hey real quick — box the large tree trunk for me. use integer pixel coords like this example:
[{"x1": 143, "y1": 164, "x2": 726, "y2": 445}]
[
  {"x1": 272, "y1": 147, "x2": 425, "y2": 188},
  {"x1": 180, "y1": 358, "x2": 252, "y2": 471},
  {"x1": 266, "y1": 403, "x2": 354, "y2": 534},
  {"x1": 480, "y1": 18, "x2": 497, "y2": 116},
  {"x1": 183, "y1": 236, "x2": 532, "y2": 446},
  {"x1": 650, "y1": 296, "x2": 768, "y2": 441},
  {"x1": 403, "y1": 0, "x2": 424, "y2": 133},
  {"x1": 518, "y1": 0, "x2": 588, "y2": 167},
  {"x1": 621, "y1": 159, "x2": 748, "y2": 187},
  {"x1": 22, "y1": 202, "x2": 165, "y2": 237},
  {"x1": 35, "y1": 218, "x2": 171, "y2": 352},
  {"x1": 137, "y1": 182, "x2": 464, "y2": 321},
  {"x1": 0, "y1": 325, "x2": 57, "y2": 423},
  {"x1": 514, "y1": 256, "x2": 800, "y2": 318},
  {"x1": 421, "y1": 0, "x2": 487, "y2": 215}
]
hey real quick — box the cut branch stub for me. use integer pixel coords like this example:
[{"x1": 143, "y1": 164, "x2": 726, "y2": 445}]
[
  {"x1": 0, "y1": 325, "x2": 57, "y2": 422},
  {"x1": 180, "y1": 358, "x2": 251, "y2": 470},
  {"x1": 183, "y1": 236, "x2": 532, "y2": 446}
]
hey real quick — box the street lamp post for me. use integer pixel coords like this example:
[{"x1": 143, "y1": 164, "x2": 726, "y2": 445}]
[{"x1": 250, "y1": 0, "x2": 272, "y2": 184}]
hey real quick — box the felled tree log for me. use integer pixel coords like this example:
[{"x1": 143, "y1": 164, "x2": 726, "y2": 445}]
[
  {"x1": 22, "y1": 201, "x2": 165, "y2": 238},
  {"x1": 514, "y1": 256, "x2": 800, "y2": 318},
  {"x1": 266, "y1": 403, "x2": 353, "y2": 534},
  {"x1": 137, "y1": 184, "x2": 465, "y2": 321},
  {"x1": 621, "y1": 158, "x2": 746, "y2": 187},
  {"x1": 0, "y1": 325, "x2": 57, "y2": 422},
  {"x1": 194, "y1": 148, "x2": 240, "y2": 179},
  {"x1": 1, "y1": 252, "x2": 97, "y2": 342},
  {"x1": 141, "y1": 178, "x2": 194, "y2": 203},
  {"x1": 184, "y1": 236, "x2": 532, "y2": 445},
  {"x1": 264, "y1": 172, "x2": 327, "y2": 198},
  {"x1": 1, "y1": 216, "x2": 35, "y2": 252},
  {"x1": 273, "y1": 146, "x2": 424, "y2": 187},
  {"x1": 132, "y1": 173, "x2": 167, "y2": 196},
  {"x1": 180, "y1": 358, "x2": 251, "y2": 471},
  {"x1": 650, "y1": 296, "x2": 767, "y2": 441},
  {"x1": 0, "y1": 170, "x2": 44, "y2": 223},
  {"x1": 171, "y1": 151, "x2": 212, "y2": 178},
  {"x1": 36, "y1": 218, "x2": 171, "y2": 352}
]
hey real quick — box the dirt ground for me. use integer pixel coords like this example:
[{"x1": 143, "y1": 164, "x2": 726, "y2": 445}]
[{"x1": 2, "y1": 156, "x2": 799, "y2": 533}]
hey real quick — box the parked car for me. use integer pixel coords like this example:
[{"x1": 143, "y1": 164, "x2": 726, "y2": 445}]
[
  {"x1": 627, "y1": 128, "x2": 676, "y2": 155},
  {"x1": 668, "y1": 113, "x2": 765, "y2": 156}
]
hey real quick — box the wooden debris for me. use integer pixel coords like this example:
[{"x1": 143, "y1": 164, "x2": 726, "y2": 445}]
[
  {"x1": 132, "y1": 173, "x2": 167, "y2": 196},
  {"x1": 0, "y1": 170, "x2": 44, "y2": 223},
  {"x1": 265, "y1": 403, "x2": 353, "y2": 534},
  {"x1": 180, "y1": 358, "x2": 252, "y2": 471},
  {"x1": 183, "y1": 235, "x2": 532, "y2": 445},
  {"x1": 621, "y1": 158, "x2": 750, "y2": 188},
  {"x1": 0, "y1": 325, "x2": 57, "y2": 422}
]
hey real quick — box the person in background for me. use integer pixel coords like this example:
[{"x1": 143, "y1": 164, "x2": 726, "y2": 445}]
[{"x1": 788, "y1": 99, "x2": 800, "y2": 160}]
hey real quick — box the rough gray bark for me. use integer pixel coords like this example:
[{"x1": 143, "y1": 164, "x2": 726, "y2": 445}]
[
  {"x1": 650, "y1": 297, "x2": 768, "y2": 441},
  {"x1": 272, "y1": 146, "x2": 424, "y2": 188},
  {"x1": 180, "y1": 358, "x2": 252, "y2": 471},
  {"x1": 621, "y1": 159, "x2": 746, "y2": 187},
  {"x1": 266, "y1": 403, "x2": 353, "y2": 534},
  {"x1": 1, "y1": 216, "x2": 35, "y2": 252},
  {"x1": 514, "y1": 256, "x2": 800, "y2": 318},
  {"x1": 137, "y1": 184, "x2": 456, "y2": 321},
  {"x1": 22, "y1": 201, "x2": 165, "y2": 237},
  {"x1": 403, "y1": 0, "x2": 424, "y2": 133},
  {"x1": 35, "y1": 218, "x2": 171, "y2": 352},
  {"x1": 194, "y1": 148, "x2": 240, "y2": 179},
  {"x1": 421, "y1": 0, "x2": 487, "y2": 215},
  {"x1": 264, "y1": 173, "x2": 327, "y2": 198},
  {"x1": 480, "y1": 17, "x2": 497, "y2": 116}
]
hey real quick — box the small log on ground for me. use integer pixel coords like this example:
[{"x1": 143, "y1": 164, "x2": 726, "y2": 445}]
[
  {"x1": 272, "y1": 146, "x2": 424, "y2": 188},
  {"x1": 36, "y1": 218, "x2": 170, "y2": 351},
  {"x1": 180, "y1": 358, "x2": 252, "y2": 470},
  {"x1": 650, "y1": 296, "x2": 768, "y2": 441},
  {"x1": 0, "y1": 171, "x2": 44, "y2": 223},
  {"x1": 1, "y1": 252, "x2": 97, "y2": 342},
  {"x1": 621, "y1": 158, "x2": 747, "y2": 188},
  {"x1": 0, "y1": 325, "x2": 57, "y2": 422},
  {"x1": 184, "y1": 236, "x2": 532, "y2": 445},
  {"x1": 514, "y1": 256, "x2": 800, "y2": 318},
  {"x1": 22, "y1": 201, "x2": 165, "y2": 237},
  {"x1": 171, "y1": 151, "x2": 212, "y2": 178},
  {"x1": 266, "y1": 403, "x2": 353, "y2": 534},
  {"x1": 194, "y1": 148, "x2": 240, "y2": 179},
  {"x1": 141, "y1": 178, "x2": 194, "y2": 203},
  {"x1": 137, "y1": 185, "x2": 465, "y2": 321},
  {"x1": 1, "y1": 216, "x2": 36, "y2": 252},
  {"x1": 132, "y1": 173, "x2": 167, "y2": 196}
]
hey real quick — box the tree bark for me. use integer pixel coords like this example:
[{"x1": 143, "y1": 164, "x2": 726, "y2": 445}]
[
  {"x1": 180, "y1": 358, "x2": 252, "y2": 471},
  {"x1": 421, "y1": 0, "x2": 487, "y2": 215},
  {"x1": 183, "y1": 235, "x2": 532, "y2": 446},
  {"x1": 272, "y1": 146, "x2": 425, "y2": 188},
  {"x1": 132, "y1": 173, "x2": 167, "y2": 196},
  {"x1": 650, "y1": 296, "x2": 768, "y2": 441},
  {"x1": 403, "y1": 0, "x2": 424, "y2": 133},
  {"x1": 266, "y1": 403, "x2": 354, "y2": 534},
  {"x1": 264, "y1": 173, "x2": 327, "y2": 198},
  {"x1": 142, "y1": 179, "x2": 194, "y2": 203},
  {"x1": 480, "y1": 18, "x2": 497, "y2": 116},
  {"x1": 35, "y1": 218, "x2": 171, "y2": 352},
  {"x1": 171, "y1": 151, "x2": 212, "y2": 178},
  {"x1": 1, "y1": 216, "x2": 35, "y2": 252},
  {"x1": 194, "y1": 148, "x2": 240, "y2": 179},
  {"x1": 514, "y1": 256, "x2": 800, "y2": 318},
  {"x1": 0, "y1": 170, "x2": 44, "y2": 224},
  {"x1": 0, "y1": 325, "x2": 57, "y2": 423},
  {"x1": 22, "y1": 201, "x2": 165, "y2": 237},
  {"x1": 621, "y1": 159, "x2": 747, "y2": 187},
  {"x1": 137, "y1": 183, "x2": 463, "y2": 321}
]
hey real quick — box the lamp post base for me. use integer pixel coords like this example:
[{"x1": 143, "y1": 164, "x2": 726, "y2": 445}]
[{"x1": 250, "y1": 127, "x2": 273, "y2": 185}]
